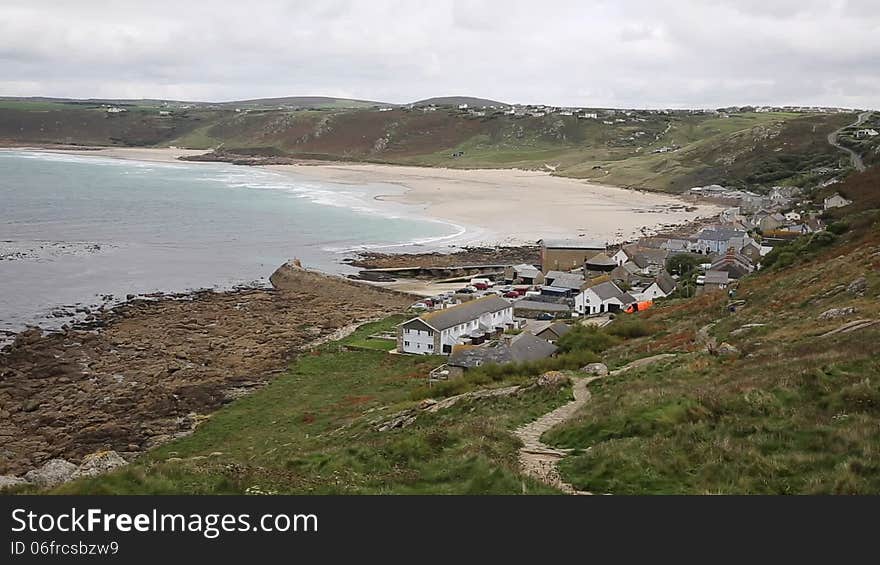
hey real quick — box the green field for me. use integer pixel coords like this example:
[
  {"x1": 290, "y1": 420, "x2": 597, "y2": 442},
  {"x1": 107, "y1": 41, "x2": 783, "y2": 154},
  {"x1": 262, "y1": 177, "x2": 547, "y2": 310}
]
[{"x1": 51, "y1": 318, "x2": 565, "y2": 494}]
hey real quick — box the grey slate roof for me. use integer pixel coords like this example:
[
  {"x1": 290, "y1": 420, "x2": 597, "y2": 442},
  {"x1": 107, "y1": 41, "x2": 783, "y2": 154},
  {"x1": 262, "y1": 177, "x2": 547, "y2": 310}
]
[
  {"x1": 654, "y1": 271, "x2": 677, "y2": 294},
  {"x1": 586, "y1": 281, "x2": 629, "y2": 301},
  {"x1": 409, "y1": 296, "x2": 511, "y2": 331},
  {"x1": 704, "y1": 270, "x2": 730, "y2": 285},
  {"x1": 512, "y1": 263, "x2": 541, "y2": 278},
  {"x1": 513, "y1": 300, "x2": 571, "y2": 313},
  {"x1": 547, "y1": 273, "x2": 585, "y2": 290},
  {"x1": 448, "y1": 333, "x2": 557, "y2": 369},
  {"x1": 696, "y1": 227, "x2": 746, "y2": 242},
  {"x1": 584, "y1": 252, "x2": 617, "y2": 268},
  {"x1": 536, "y1": 322, "x2": 572, "y2": 340}
]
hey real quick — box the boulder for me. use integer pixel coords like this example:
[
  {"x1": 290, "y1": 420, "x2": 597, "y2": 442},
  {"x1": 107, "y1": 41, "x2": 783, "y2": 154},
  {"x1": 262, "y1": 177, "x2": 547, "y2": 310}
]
[
  {"x1": 580, "y1": 363, "x2": 609, "y2": 377},
  {"x1": 536, "y1": 371, "x2": 570, "y2": 388},
  {"x1": 0, "y1": 475, "x2": 28, "y2": 490},
  {"x1": 714, "y1": 342, "x2": 739, "y2": 357},
  {"x1": 848, "y1": 277, "x2": 868, "y2": 296},
  {"x1": 23, "y1": 459, "x2": 77, "y2": 488},
  {"x1": 819, "y1": 307, "x2": 857, "y2": 320},
  {"x1": 71, "y1": 451, "x2": 127, "y2": 479}
]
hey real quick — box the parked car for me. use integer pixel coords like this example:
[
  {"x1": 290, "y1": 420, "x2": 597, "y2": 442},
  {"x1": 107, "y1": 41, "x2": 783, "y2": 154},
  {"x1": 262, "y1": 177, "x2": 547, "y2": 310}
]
[
  {"x1": 503, "y1": 291, "x2": 520, "y2": 299},
  {"x1": 537, "y1": 312, "x2": 555, "y2": 321},
  {"x1": 411, "y1": 302, "x2": 429, "y2": 310},
  {"x1": 456, "y1": 287, "x2": 475, "y2": 294},
  {"x1": 473, "y1": 282, "x2": 489, "y2": 291}
]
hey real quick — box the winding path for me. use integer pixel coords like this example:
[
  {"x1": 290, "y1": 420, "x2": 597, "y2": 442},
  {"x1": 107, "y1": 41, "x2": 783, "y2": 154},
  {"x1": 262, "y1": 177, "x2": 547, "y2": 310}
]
[
  {"x1": 828, "y1": 111, "x2": 871, "y2": 172},
  {"x1": 514, "y1": 377, "x2": 598, "y2": 494},
  {"x1": 514, "y1": 354, "x2": 677, "y2": 494}
]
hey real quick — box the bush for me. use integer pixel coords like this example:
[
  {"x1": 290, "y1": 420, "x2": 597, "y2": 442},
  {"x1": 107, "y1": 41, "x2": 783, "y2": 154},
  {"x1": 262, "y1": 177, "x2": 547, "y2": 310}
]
[
  {"x1": 827, "y1": 221, "x2": 850, "y2": 235},
  {"x1": 606, "y1": 318, "x2": 656, "y2": 339},
  {"x1": 556, "y1": 325, "x2": 619, "y2": 354}
]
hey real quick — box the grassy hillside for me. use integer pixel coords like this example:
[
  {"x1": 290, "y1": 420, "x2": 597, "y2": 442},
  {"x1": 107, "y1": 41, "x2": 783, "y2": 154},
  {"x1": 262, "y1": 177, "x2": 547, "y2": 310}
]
[
  {"x1": 543, "y1": 166, "x2": 880, "y2": 494},
  {"x1": 26, "y1": 166, "x2": 880, "y2": 494},
  {"x1": 0, "y1": 97, "x2": 858, "y2": 192},
  {"x1": 50, "y1": 317, "x2": 564, "y2": 494}
]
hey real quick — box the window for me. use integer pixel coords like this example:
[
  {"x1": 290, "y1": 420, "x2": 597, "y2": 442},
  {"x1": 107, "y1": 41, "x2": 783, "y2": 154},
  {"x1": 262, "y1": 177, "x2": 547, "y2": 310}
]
[
  {"x1": 427, "y1": 344, "x2": 433, "y2": 350},
  {"x1": 404, "y1": 341, "x2": 410, "y2": 347},
  {"x1": 427, "y1": 330, "x2": 433, "y2": 337}
]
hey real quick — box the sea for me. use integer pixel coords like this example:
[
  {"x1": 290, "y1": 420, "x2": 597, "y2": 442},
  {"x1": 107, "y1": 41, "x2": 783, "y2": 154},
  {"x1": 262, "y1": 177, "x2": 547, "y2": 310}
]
[{"x1": 0, "y1": 150, "x2": 464, "y2": 337}]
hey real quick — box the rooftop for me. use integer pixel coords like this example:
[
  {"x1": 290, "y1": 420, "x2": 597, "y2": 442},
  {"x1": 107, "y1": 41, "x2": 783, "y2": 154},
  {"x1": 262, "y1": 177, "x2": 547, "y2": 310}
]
[{"x1": 411, "y1": 295, "x2": 511, "y2": 331}]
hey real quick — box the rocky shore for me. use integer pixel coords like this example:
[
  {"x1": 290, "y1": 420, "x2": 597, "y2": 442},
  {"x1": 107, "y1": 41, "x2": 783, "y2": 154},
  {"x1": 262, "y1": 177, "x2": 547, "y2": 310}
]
[
  {"x1": 346, "y1": 245, "x2": 541, "y2": 270},
  {"x1": 0, "y1": 262, "x2": 414, "y2": 478}
]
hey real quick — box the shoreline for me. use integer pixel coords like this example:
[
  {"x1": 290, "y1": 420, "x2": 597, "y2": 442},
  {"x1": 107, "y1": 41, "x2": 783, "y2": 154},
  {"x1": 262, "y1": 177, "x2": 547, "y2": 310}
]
[
  {"x1": 3, "y1": 146, "x2": 722, "y2": 247},
  {"x1": 0, "y1": 263, "x2": 417, "y2": 476}
]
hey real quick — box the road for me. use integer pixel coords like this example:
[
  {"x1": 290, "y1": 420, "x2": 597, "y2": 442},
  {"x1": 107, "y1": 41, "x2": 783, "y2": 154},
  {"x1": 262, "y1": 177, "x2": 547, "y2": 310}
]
[{"x1": 827, "y1": 111, "x2": 872, "y2": 172}]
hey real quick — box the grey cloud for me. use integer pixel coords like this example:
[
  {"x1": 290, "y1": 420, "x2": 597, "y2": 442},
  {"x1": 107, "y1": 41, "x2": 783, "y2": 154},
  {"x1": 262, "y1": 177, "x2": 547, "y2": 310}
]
[{"x1": 0, "y1": 0, "x2": 877, "y2": 108}]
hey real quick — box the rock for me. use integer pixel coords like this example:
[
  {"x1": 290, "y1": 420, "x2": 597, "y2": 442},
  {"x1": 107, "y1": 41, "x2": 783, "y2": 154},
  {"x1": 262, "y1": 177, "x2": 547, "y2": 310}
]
[
  {"x1": 536, "y1": 371, "x2": 570, "y2": 388},
  {"x1": 0, "y1": 475, "x2": 28, "y2": 490},
  {"x1": 71, "y1": 451, "x2": 127, "y2": 479},
  {"x1": 847, "y1": 277, "x2": 868, "y2": 296},
  {"x1": 580, "y1": 363, "x2": 609, "y2": 377},
  {"x1": 23, "y1": 459, "x2": 77, "y2": 487},
  {"x1": 819, "y1": 307, "x2": 857, "y2": 320},
  {"x1": 714, "y1": 342, "x2": 739, "y2": 357},
  {"x1": 730, "y1": 323, "x2": 766, "y2": 337}
]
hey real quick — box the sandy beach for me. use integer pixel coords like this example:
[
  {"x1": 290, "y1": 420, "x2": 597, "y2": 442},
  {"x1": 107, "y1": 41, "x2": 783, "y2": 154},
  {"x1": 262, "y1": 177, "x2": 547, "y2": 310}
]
[
  {"x1": 268, "y1": 162, "x2": 721, "y2": 245},
  {"x1": 10, "y1": 146, "x2": 721, "y2": 246}
]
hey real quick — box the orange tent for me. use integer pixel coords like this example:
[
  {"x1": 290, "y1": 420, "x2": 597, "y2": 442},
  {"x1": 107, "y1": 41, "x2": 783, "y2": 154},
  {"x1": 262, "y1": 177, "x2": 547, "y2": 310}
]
[{"x1": 625, "y1": 300, "x2": 653, "y2": 314}]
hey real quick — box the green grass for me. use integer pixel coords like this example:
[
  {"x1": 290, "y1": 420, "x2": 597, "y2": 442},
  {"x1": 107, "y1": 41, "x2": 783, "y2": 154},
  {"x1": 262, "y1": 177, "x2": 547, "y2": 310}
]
[{"x1": 53, "y1": 316, "x2": 566, "y2": 494}]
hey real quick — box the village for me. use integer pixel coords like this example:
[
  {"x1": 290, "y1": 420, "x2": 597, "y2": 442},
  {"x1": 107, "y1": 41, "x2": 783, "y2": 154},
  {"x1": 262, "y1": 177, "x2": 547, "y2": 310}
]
[{"x1": 379, "y1": 181, "x2": 855, "y2": 381}]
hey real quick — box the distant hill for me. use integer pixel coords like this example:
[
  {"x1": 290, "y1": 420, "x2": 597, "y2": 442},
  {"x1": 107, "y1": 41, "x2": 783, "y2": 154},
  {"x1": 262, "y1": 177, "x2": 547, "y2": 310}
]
[
  {"x1": 0, "y1": 95, "x2": 393, "y2": 110},
  {"x1": 217, "y1": 96, "x2": 394, "y2": 109},
  {"x1": 411, "y1": 96, "x2": 508, "y2": 107},
  {"x1": 0, "y1": 95, "x2": 861, "y2": 193}
]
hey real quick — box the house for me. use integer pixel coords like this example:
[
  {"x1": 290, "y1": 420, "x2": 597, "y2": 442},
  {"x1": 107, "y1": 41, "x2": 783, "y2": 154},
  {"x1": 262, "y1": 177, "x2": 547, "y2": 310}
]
[
  {"x1": 699, "y1": 270, "x2": 730, "y2": 293},
  {"x1": 783, "y1": 224, "x2": 812, "y2": 235},
  {"x1": 824, "y1": 193, "x2": 852, "y2": 210},
  {"x1": 583, "y1": 252, "x2": 618, "y2": 274},
  {"x1": 694, "y1": 227, "x2": 748, "y2": 255},
  {"x1": 534, "y1": 322, "x2": 571, "y2": 343},
  {"x1": 397, "y1": 296, "x2": 514, "y2": 355},
  {"x1": 854, "y1": 128, "x2": 879, "y2": 139},
  {"x1": 739, "y1": 240, "x2": 763, "y2": 263},
  {"x1": 513, "y1": 299, "x2": 571, "y2": 319},
  {"x1": 540, "y1": 239, "x2": 606, "y2": 272},
  {"x1": 633, "y1": 271, "x2": 677, "y2": 301},
  {"x1": 445, "y1": 333, "x2": 557, "y2": 378},
  {"x1": 541, "y1": 272, "x2": 585, "y2": 297},
  {"x1": 661, "y1": 238, "x2": 692, "y2": 254},
  {"x1": 574, "y1": 281, "x2": 636, "y2": 315},
  {"x1": 758, "y1": 213, "x2": 787, "y2": 233},
  {"x1": 504, "y1": 263, "x2": 542, "y2": 285},
  {"x1": 611, "y1": 248, "x2": 629, "y2": 266},
  {"x1": 609, "y1": 262, "x2": 641, "y2": 286},
  {"x1": 625, "y1": 246, "x2": 670, "y2": 274},
  {"x1": 784, "y1": 211, "x2": 802, "y2": 222},
  {"x1": 709, "y1": 249, "x2": 753, "y2": 279}
]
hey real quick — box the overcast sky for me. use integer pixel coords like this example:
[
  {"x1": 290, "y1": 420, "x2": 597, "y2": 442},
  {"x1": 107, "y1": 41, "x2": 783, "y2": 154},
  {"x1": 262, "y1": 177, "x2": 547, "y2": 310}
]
[{"x1": 1, "y1": 0, "x2": 878, "y2": 108}]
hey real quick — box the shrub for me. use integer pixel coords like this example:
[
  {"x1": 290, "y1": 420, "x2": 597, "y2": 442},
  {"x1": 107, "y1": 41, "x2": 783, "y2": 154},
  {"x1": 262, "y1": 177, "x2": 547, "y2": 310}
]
[
  {"x1": 827, "y1": 221, "x2": 849, "y2": 235},
  {"x1": 606, "y1": 317, "x2": 656, "y2": 339},
  {"x1": 556, "y1": 325, "x2": 619, "y2": 354}
]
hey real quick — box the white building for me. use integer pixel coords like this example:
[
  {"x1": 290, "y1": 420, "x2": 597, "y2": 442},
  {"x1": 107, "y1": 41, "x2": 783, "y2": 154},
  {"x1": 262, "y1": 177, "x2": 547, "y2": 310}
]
[
  {"x1": 574, "y1": 281, "x2": 636, "y2": 316},
  {"x1": 397, "y1": 296, "x2": 515, "y2": 355},
  {"x1": 824, "y1": 193, "x2": 852, "y2": 210}
]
